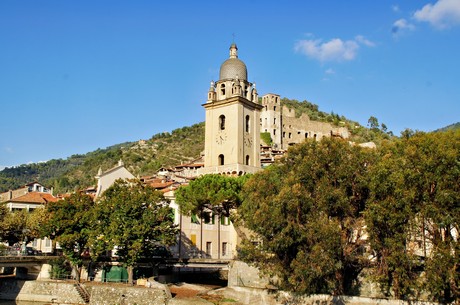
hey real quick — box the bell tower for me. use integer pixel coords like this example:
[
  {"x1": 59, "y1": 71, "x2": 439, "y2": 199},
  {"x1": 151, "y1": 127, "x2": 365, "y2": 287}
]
[{"x1": 199, "y1": 44, "x2": 262, "y2": 176}]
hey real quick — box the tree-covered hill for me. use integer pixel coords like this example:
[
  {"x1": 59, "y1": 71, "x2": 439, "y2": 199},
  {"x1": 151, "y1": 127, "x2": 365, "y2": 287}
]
[
  {"x1": 0, "y1": 122, "x2": 205, "y2": 194},
  {"x1": 434, "y1": 122, "x2": 460, "y2": 132},
  {"x1": 2, "y1": 97, "x2": 439, "y2": 195}
]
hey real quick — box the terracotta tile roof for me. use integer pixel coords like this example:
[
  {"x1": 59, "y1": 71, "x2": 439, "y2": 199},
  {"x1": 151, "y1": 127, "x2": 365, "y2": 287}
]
[
  {"x1": 7, "y1": 192, "x2": 58, "y2": 204},
  {"x1": 148, "y1": 181, "x2": 175, "y2": 189}
]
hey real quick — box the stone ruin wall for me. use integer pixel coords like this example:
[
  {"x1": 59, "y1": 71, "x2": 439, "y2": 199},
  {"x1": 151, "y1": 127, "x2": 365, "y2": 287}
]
[{"x1": 280, "y1": 106, "x2": 349, "y2": 149}]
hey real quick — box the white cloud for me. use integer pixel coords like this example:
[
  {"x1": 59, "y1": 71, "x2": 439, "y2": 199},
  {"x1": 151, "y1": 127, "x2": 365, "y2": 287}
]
[
  {"x1": 294, "y1": 35, "x2": 374, "y2": 62},
  {"x1": 413, "y1": 0, "x2": 460, "y2": 29},
  {"x1": 392, "y1": 5, "x2": 401, "y2": 13},
  {"x1": 392, "y1": 18, "x2": 416, "y2": 35},
  {"x1": 325, "y1": 68, "x2": 336, "y2": 74},
  {"x1": 355, "y1": 35, "x2": 376, "y2": 47}
]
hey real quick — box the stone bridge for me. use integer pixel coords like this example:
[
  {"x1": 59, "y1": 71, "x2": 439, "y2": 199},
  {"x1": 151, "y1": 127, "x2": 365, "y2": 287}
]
[
  {"x1": 0, "y1": 255, "x2": 60, "y2": 267},
  {"x1": 0, "y1": 255, "x2": 60, "y2": 279},
  {"x1": 0, "y1": 255, "x2": 232, "y2": 281}
]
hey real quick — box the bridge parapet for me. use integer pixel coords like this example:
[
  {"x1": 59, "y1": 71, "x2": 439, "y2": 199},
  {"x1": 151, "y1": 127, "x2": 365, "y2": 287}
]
[{"x1": 0, "y1": 255, "x2": 60, "y2": 267}]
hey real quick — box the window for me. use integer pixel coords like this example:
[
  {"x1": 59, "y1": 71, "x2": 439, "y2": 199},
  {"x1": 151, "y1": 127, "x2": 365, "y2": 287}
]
[
  {"x1": 274, "y1": 106, "x2": 276, "y2": 111},
  {"x1": 206, "y1": 242, "x2": 212, "y2": 257},
  {"x1": 45, "y1": 238, "x2": 51, "y2": 247},
  {"x1": 245, "y1": 155, "x2": 250, "y2": 165},
  {"x1": 289, "y1": 132, "x2": 292, "y2": 138},
  {"x1": 245, "y1": 115, "x2": 250, "y2": 132},
  {"x1": 222, "y1": 242, "x2": 228, "y2": 257},
  {"x1": 274, "y1": 118, "x2": 276, "y2": 124},
  {"x1": 273, "y1": 129, "x2": 276, "y2": 135},
  {"x1": 305, "y1": 133, "x2": 309, "y2": 138},
  {"x1": 220, "y1": 84, "x2": 225, "y2": 96},
  {"x1": 218, "y1": 154, "x2": 225, "y2": 165},
  {"x1": 219, "y1": 115, "x2": 225, "y2": 130},
  {"x1": 204, "y1": 212, "x2": 215, "y2": 225},
  {"x1": 283, "y1": 132, "x2": 286, "y2": 138}
]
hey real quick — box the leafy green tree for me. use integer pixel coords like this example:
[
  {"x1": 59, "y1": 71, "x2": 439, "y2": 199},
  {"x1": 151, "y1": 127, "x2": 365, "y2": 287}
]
[
  {"x1": 40, "y1": 192, "x2": 94, "y2": 281},
  {"x1": 0, "y1": 208, "x2": 45, "y2": 246},
  {"x1": 381, "y1": 123, "x2": 388, "y2": 133},
  {"x1": 367, "y1": 116, "x2": 379, "y2": 130},
  {"x1": 175, "y1": 174, "x2": 248, "y2": 258},
  {"x1": 365, "y1": 130, "x2": 460, "y2": 302},
  {"x1": 90, "y1": 179, "x2": 178, "y2": 284},
  {"x1": 0, "y1": 203, "x2": 10, "y2": 243},
  {"x1": 239, "y1": 138, "x2": 375, "y2": 295},
  {"x1": 175, "y1": 174, "x2": 248, "y2": 218}
]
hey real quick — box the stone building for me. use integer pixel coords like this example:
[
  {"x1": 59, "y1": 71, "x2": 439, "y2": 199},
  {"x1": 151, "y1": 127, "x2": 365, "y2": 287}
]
[{"x1": 260, "y1": 93, "x2": 350, "y2": 150}]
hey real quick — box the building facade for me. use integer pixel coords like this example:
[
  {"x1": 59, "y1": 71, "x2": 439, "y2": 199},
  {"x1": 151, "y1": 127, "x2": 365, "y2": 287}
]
[{"x1": 95, "y1": 159, "x2": 135, "y2": 198}]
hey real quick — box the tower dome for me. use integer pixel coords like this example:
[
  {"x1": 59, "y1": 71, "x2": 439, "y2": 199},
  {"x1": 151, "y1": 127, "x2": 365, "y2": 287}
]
[{"x1": 219, "y1": 43, "x2": 247, "y2": 81}]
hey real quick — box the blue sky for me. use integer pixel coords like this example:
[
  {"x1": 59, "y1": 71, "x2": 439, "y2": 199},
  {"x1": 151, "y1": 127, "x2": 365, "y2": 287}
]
[{"x1": 1, "y1": 0, "x2": 459, "y2": 169}]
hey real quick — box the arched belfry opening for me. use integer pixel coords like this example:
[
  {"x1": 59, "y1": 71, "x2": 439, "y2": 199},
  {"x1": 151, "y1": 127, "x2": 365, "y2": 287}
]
[{"x1": 219, "y1": 115, "x2": 226, "y2": 130}]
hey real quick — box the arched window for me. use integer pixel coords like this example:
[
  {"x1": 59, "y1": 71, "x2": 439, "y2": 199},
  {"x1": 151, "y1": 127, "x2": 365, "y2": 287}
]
[
  {"x1": 245, "y1": 155, "x2": 250, "y2": 165},
  {"x1": 219, "y1": 115, "x2": 225, "y2": 130},
  {"x1": 220, "y1": 84, "x2": 225, "y2": 96},
  {"x1": 245, "y1": 115, "x2": 250, "y2": 132},
  {"x1": 218, "y1": 154, "x2": 225, "y2": 165}
]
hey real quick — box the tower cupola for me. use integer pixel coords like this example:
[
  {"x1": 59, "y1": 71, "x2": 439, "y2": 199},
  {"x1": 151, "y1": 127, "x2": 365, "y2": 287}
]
[{"x1": 219, "y1": 43, "x2": 247, "y2": 81}]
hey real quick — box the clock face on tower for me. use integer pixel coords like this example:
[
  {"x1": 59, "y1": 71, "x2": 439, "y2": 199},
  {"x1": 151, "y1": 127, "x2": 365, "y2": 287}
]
[
  {"x1": 216, "y1": 132, "x2": 227, "y2": 145},
  {"x1": 244, "y1": 135, "x2": 253, "y2": 147}
]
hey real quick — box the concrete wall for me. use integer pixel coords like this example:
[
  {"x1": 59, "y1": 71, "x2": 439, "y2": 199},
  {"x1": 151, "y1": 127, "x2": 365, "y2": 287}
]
[
  {"x1": 0, "y1": 280, "x2": 171, "y2": 305},
  {"x1": 213, "y1": 287, "x2": 441, "y2": 305},
  {"x1": 87, "y1": 285, "x2": 170, "y2": 305},
  {"x1": 228, "y1": 260, "x2": 270, "y2": 289},
  {"x1": 0, "y1": 280, "x2": 84, "y2": 303},
  {"x1": 226, "y1": 262, "x2": 439, "y2": 305}
]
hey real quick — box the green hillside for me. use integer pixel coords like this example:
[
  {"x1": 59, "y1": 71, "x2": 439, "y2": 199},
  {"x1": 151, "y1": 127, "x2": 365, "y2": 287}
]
[
  {"x1": 0, "y1": 122, "x2": 205, "y2": 194},
  {"x1": 434, "y1": 122, "x2": 460, "y2": 132},
  {"x1": 0, "y1": 97, "x2": 405, "y2": 194}
]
